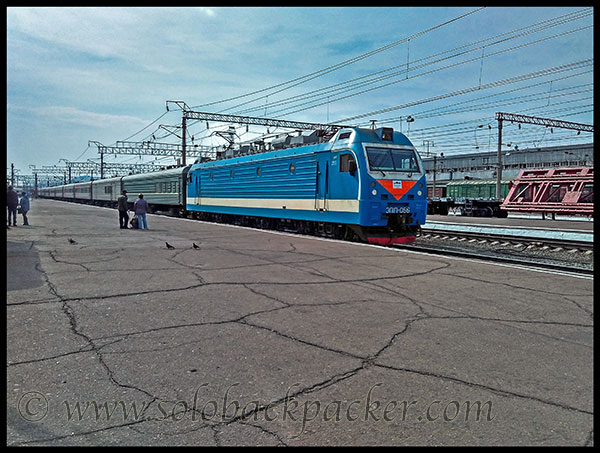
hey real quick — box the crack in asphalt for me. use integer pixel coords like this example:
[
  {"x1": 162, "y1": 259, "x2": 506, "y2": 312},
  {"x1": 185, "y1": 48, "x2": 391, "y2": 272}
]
[
  {"x1": 373, "y1": 362, "x2": 593, "y2": 416},
  {"x1": 7, "y1": 203, "x2": 594, "y2": 446}
]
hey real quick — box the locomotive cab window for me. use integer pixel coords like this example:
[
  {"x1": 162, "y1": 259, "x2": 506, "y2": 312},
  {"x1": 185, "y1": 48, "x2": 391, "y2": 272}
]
[
  {"x1": 366, "y1": 147, "x2": 420, "y2": 173},
  {"x1": 340, "y1": 153, "x2": 357, "y2": 174}
]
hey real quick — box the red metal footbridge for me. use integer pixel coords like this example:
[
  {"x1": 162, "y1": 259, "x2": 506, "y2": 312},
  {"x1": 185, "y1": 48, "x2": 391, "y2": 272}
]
[{"x1": 501, "y1": 167, "x2": 593, "y2": 218}]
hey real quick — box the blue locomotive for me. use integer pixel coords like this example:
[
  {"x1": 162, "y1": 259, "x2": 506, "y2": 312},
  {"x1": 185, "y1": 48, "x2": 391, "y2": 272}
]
[
  {"x1": 38, "y1": 126, "x2": 427, "y2": 245},
  {"x1": 185, "y1": 126, "x2": 427, "y2": 245}
]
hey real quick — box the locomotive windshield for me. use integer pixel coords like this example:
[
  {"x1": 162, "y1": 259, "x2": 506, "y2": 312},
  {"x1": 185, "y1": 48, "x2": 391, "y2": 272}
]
[{"x1": 366, "y1": 147, "x2": 420, "y2": 173}]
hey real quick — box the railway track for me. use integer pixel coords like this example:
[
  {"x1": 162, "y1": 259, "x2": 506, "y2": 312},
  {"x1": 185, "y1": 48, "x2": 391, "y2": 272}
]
[
  {"x1": 396, "y1": 241, "x2": 593, "y2": 276},
  {"x1": 419, "y1": 228, "x2": 593, "y2": 252},
  {"x1": 409, "y1": 226, "x2": 593, "y2": 276}
]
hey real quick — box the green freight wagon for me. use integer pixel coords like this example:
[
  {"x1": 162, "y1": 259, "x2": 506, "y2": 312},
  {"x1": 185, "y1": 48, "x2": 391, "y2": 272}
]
[{"x1": 445, "y1": 179, "x2": 511, "y2": 199}]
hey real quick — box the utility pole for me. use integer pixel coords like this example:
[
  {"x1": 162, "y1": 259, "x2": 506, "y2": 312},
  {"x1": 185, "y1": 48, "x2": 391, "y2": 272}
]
[
  {"x1": 11, "y1": 163, "x2": 14, "y2": 187},
  {"x1": 423, "y1": 140, "x2": 435, "y2": 196},
  {"x1": 182, "y1": 115, "x2": 187, "y2": 166},
  {"x1": 166, "y1": 100, "x2": 191, "y2": 167},
  {"x1": 496, "y1": 116, "x2": 503, "y2": 199}
]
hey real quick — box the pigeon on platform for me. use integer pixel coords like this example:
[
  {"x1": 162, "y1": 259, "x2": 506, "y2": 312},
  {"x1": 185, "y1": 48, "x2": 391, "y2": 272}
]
[
  {"x1": 68, "y1": 238, "x2": 77, "y2": 244},
  {"x1": 192, "y1": 242, "x2": 200, "y2": 249},
  {"x1": 166, "y1": 242, "x2": 175, "y2": 249}
]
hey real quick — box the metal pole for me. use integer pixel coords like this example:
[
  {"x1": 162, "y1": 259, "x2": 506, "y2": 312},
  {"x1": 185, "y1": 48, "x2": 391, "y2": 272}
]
[
  {"x1": 432, "y1": 155, "x2": 437, "y2": 197},
  {"x1": 423, "y1": 140, "x2": 435, "y2": 197},
  {"x1": 496, "y1": 117, "x2": 503, "y2": 199},
  {"x1": 100, "y1": 150, "x2": 104, "y2": 179},
  {"x1": 181, "y1": 116, "x2": 187, "y2": 166}
]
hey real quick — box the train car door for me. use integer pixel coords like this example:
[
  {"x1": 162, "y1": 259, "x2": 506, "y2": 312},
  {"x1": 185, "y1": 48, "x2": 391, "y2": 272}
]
[
  {"x1": 315, "y1": 156, "x2": 329, "y2": 211},
  {"x1": 329, "y1": 151, "x2": 359, "y2": 201},
  {"x1": 195, "y1": 172, "x2": 201, "y2": 205}
]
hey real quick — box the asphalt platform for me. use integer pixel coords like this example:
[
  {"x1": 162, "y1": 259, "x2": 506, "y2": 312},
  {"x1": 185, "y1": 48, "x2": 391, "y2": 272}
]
[{"x1": 6, "y1": 199, "x2": 594, "y2": 446}]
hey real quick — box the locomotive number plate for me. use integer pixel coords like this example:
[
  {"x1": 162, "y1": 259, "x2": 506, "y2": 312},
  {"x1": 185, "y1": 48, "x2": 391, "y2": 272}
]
[{"x1": 385, "y1": 206, "x2": 410, "y2": 214}]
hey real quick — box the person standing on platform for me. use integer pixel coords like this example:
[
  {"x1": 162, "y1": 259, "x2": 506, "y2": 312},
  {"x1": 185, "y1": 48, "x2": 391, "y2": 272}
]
[
  {"x1": 117, "y1": 190, "x2": 129, "y2": 229},
  {"x1": 19, "y1": 191, "x2": 30, "y2": 225},
  {"x1": 7, "y1": 186, "x2": 19, "y2": 227},
  {"x1": 133, "y1": 193, "x2": 149, "y2": 230}
]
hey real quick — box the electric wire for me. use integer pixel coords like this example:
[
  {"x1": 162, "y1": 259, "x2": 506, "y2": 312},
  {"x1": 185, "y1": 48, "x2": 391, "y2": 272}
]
[
  {"x1": 190, "y1": 7, "x2": 486, "y2": 112},
  {"x1": 232, "y1": 8, "x2": 592, "y2": 117}
]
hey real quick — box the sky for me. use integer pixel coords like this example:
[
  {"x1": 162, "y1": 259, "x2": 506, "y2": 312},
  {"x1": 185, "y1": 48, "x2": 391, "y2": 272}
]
[{"x1": 6, "y1": 6, "x2": 594, "y2": 183}]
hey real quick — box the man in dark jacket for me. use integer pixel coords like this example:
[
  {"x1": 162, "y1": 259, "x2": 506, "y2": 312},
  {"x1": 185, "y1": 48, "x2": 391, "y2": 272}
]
[
  {"x1": 117, "y1": 190, "x2": 129, "y2": 229},
  {"x1": 7, "y1": 186, "x2": 19, "y2": 226}
]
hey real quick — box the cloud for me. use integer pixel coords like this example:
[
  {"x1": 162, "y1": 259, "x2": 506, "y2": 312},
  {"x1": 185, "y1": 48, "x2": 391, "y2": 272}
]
[
  {"x1": 7, "y1": 7, "x2": 217, "y2": 68},
  {"x1": 197, "y1": 7, "x2": 215, "y2": 16},
  {"x1": 9, "y1": 104, "x2": 151, "y2": 130}
]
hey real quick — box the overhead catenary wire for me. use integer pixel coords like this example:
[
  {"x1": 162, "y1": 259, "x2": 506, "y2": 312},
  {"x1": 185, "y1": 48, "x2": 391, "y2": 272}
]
[
  {"x1": 73, "y1": 8, "x2": 592, "y2": 170},
  {"x1": 231, "y1": 8, "x2": 592, "y2": 117},
  {"x1": 268, "y1": 25, "x2": 593, "y2": 119},
  {"x1": 190, "y1": 7, "x2": 487, "y2": 113},
  {"x1": 335, "y1": 59, "x2": 592, "y2": 123},
  {"x1": 366, "y1": 69, "x2": 593, "y2": 127}
]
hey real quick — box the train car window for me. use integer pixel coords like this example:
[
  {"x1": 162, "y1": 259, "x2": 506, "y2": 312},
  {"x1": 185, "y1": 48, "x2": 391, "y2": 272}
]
[
  {"x1": 338, "y1": 132, "x2": 351, "y2": 140},
  {"x1": 289, "y1": 163, "x2": 295, "y2": 175},
  {"x1": 256, "y1": 167, "x2": 261, "y2": 176},
  {"x1": 339, "y1": 154, "x2": 356, "y2": 172}
]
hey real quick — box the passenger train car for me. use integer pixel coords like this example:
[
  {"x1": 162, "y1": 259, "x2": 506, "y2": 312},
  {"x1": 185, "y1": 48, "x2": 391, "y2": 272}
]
[{"x1": 38, "y1": 126, "x2": 427, "y2": 245}]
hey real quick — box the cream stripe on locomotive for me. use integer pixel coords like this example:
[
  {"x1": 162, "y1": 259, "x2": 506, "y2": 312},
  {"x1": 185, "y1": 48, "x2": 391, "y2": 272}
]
[{"x1": 187, "y1": 197, "x2": 360, "y2": 213}]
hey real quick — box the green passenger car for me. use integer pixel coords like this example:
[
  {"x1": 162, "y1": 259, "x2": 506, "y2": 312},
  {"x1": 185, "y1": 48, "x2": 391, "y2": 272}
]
[{"x1": 122, "y1": 167, "x2": 188, "y2": 211}]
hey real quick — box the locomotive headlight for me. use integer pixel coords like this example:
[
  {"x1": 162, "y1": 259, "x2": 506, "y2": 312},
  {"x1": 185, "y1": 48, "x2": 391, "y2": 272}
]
[
  {"x1": 372, "y1": 189, "x2": 377, "y2": 196},
  {"x1": 417, "y1": 190, "x2": 422, "y2": 196}
]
